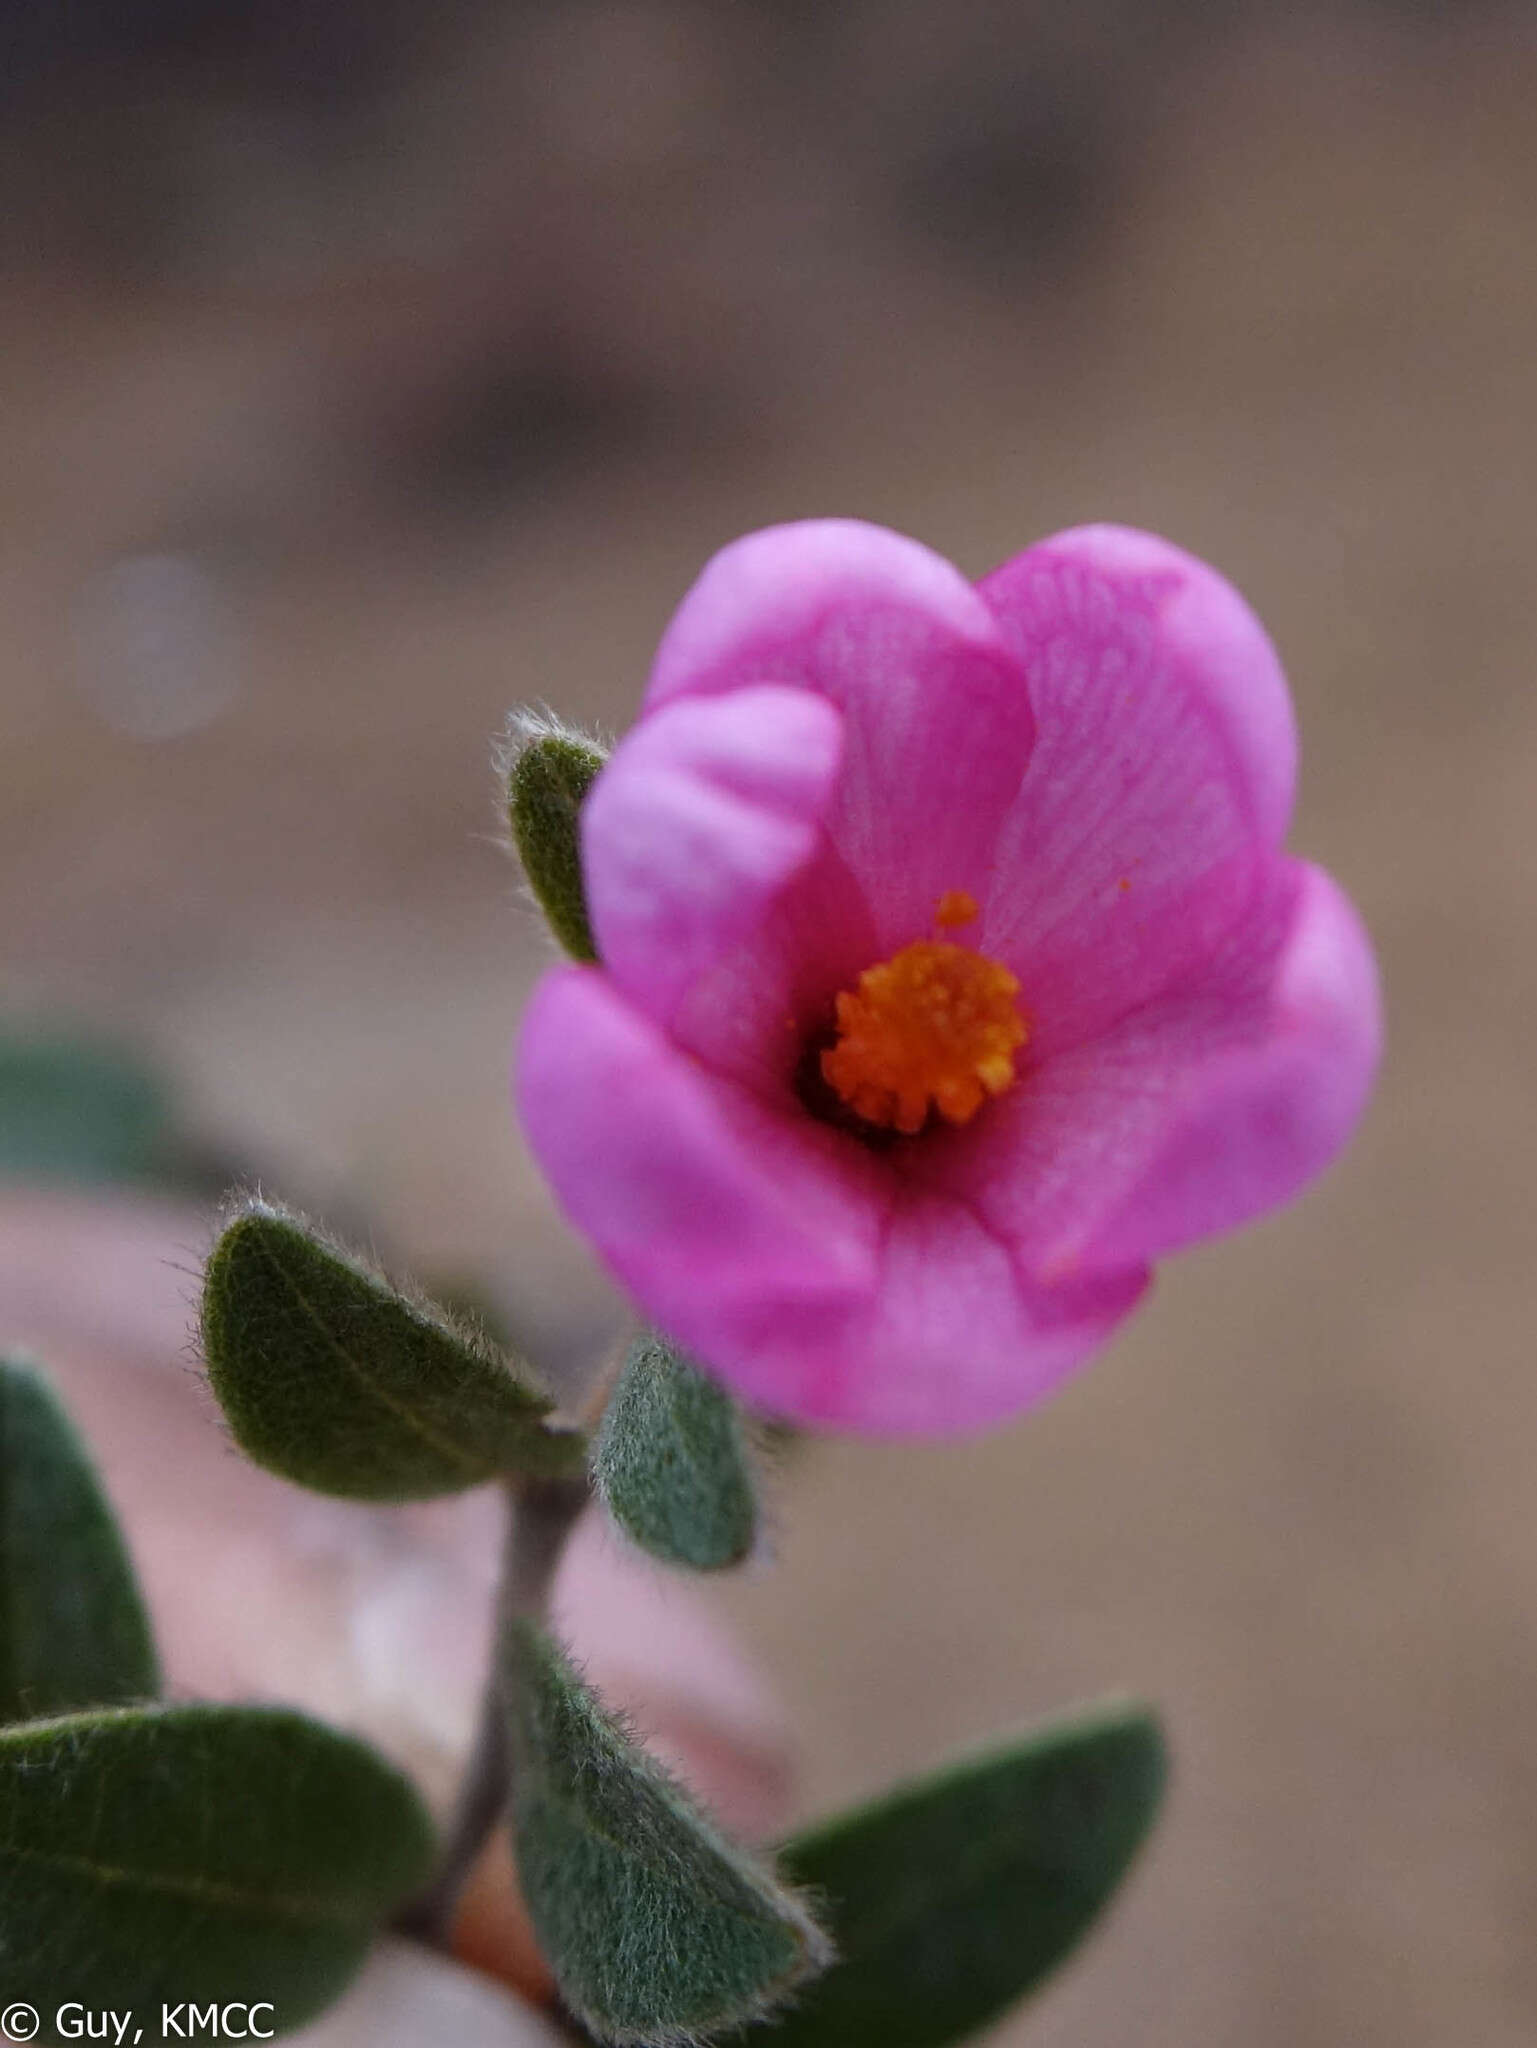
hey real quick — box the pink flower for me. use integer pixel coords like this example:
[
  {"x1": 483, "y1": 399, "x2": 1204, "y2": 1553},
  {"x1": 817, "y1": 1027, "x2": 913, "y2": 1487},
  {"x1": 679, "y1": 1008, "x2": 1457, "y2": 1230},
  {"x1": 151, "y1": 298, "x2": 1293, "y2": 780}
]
[{"x1": 516, "y1": 522, "x2": 1381, "y2": 1435}]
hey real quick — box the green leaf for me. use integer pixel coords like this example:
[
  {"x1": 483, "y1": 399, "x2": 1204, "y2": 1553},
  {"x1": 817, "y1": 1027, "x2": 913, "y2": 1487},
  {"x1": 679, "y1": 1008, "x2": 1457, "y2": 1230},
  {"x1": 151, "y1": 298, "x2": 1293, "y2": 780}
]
[
  {"x1": 0, "y1": 1029, "x2": 175, "y2": 1188},
  {"x1": 0, "y1": 1356, "x2": 159, "y2": 1720},
  {"x1": 594, "y1": 1334, "x2": 757, "y2": 1572},
  {"x1": 0, "y1": 1703, "x2": 434, "y2": 2034},
  {"x1": 503, "y1": 711, "x2": 606, "y2": 961},
  {"x1": 200, "y1": 1201, "x2": 585, "y2": 1500},
  {"x1": 764, "y1": 1702, "x2": 1167, "y2": 2048},
  {"x1": 505, "y1": 1615, "x2": 831, "y2": 2046}
]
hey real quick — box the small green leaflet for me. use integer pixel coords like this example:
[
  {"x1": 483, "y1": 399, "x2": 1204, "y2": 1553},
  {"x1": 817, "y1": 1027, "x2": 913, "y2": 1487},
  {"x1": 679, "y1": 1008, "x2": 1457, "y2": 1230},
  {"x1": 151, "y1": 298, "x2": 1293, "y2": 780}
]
[
  {"x1": 594, "y1": 1334, "x2": 757, "y2": 1572},
  {"x1": 201, "y1": 1202, "x2": 585, "y2": 1500},
  {"x1": 0, "y1": 1704, "x2": 435, "y2": 2034},
  {"x1": 0, "y1": 1357, "x2": 159, "y2": 1721},
  {"x1": 505, "y1": 1616, "x2": 831, "y2": 2046},
  {"x1": 504, "y1": 713, "x2": 607, "y2": 961},
  {"x1": 762, "y1": 1701, "x2": 1167, "y2": 2048}
]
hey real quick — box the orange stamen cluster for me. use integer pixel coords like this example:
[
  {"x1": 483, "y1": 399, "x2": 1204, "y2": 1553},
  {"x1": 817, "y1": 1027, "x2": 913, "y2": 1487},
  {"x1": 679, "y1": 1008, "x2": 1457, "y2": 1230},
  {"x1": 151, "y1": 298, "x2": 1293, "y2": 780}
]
[{"x1": 820, "y1": 900, "x2": 1027, "y2": 1135}]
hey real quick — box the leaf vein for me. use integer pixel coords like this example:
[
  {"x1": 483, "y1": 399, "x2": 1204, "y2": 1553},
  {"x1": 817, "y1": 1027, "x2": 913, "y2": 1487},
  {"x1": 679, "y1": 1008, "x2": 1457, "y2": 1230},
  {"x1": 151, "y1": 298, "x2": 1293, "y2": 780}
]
[
  {"x1": 1, "y1": 1839, "x2": 367, "y2": 1930},
  {"x1": 250, "y1": 1230, "x2": 485, "y2": 1477}
]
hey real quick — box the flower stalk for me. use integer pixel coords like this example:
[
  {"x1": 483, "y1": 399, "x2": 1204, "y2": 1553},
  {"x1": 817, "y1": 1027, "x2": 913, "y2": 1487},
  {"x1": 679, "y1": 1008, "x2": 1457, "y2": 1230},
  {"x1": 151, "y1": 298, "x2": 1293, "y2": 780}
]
[{"x1": 399, "y1": 1470, "x2": 591, "y2": 1948}]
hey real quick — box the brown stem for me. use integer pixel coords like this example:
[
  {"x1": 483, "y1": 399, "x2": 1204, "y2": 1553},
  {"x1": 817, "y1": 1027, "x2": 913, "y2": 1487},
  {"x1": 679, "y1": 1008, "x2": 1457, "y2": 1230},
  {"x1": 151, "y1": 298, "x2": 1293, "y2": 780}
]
[
  {"x1": 399, "y1": 1472, "x2": 589, "y2": 1947},
  {"x1": 502, "y1": 1473, "x2": 590, "y2": 1621}
]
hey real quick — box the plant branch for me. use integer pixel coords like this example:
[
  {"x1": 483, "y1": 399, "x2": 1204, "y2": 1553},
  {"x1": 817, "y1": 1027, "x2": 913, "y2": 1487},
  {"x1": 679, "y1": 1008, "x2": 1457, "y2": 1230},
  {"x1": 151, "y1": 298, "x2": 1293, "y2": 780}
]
[{"x1": 399, "y1": 1471, "x2": 589, "y2": 1947}]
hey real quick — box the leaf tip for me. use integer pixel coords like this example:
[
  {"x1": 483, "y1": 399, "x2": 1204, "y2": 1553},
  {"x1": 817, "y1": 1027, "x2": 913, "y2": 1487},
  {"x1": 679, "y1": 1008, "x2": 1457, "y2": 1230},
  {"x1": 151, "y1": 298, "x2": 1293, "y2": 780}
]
[
  {"x1": 499, "y1": 708, "x2": 607, "y2": 962},
  {"x1": 505, "y1": 1618, "x2": 833, "y2": 2048}
]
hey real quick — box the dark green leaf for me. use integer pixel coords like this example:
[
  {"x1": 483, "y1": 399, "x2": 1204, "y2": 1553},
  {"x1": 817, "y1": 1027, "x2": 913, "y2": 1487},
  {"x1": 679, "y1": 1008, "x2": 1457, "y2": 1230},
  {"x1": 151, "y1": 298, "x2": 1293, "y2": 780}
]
[
  {"x1": 504, "y1": 712, "x2": 606, "y2": 961},
  {"x1": 0, "y1": 1703, "x2": 435, "y2": 2034},
  {"x1": 0, "y1": 1356, "x2": 159, "y2": 1720},
  {"x1": 0, "y1": 1030, "x2": 175, "y2": 1188},
  {"x1": 201, "y1": 1201, "x2": 584, "y2": 1500},
  {"x1": 505, "y1": 1616, "x2": 830, "y2": 2046},
  {"x1": 594, "y1": 1334, "x2": 757, "y2": 1572},
  {"x1": 764, "y1": 1702, "x2": 1166, "y2": 2048}
]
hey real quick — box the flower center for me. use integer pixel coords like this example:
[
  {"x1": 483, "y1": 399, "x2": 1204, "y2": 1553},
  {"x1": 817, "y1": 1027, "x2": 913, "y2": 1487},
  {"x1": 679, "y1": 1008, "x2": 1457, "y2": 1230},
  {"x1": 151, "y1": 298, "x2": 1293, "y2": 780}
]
[{"x1": 819, "y1": 896, "x2": 1028, "y2": 1136}]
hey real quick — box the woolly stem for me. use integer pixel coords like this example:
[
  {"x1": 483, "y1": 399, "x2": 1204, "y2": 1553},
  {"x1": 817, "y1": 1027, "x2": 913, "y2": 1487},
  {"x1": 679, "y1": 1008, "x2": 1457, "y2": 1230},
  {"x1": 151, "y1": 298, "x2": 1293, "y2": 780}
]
[{"x1": 399, "y1": 1472, "x2": 589, "y2": 1947}]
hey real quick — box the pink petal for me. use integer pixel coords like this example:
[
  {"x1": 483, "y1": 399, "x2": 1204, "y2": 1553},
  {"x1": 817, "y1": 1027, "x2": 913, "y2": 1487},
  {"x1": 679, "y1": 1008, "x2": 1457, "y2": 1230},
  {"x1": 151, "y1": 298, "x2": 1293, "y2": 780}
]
[
  {"x1": 583, "y1": 684, "x2": 844, "y2": 1024},
  {"x1": 772, "y1": 1195, "x2": 1149, "y2": 1436},
  {"x1": 516, "y1": 965, "x2": 882, "y2": 1355},
  {"x1": 645, "y1": 520, "x2": 1036, "y2": 950},
  {"x1": 515, "y1": 968, "x2": 1149, "y2": 1438},
  {"x1": 662, "y1": 834, "x2": 881, "y2": 1100},
  {"x1": 978, "y1": 525, "x2": 1300, "y2": 1053},
  {"x1": 927, "y1": 859, "x2": 1381, "y2": 1279},
  {"x1": 1079, "y1": 860, "x2": 1381, "y2": 1267}
]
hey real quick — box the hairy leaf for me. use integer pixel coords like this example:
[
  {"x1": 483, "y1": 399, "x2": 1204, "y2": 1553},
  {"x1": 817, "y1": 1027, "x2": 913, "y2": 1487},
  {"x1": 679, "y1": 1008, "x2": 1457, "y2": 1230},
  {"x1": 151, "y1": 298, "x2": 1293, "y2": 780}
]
[
  {"x1": 594, "y1": 1334, "x2": 757, "y2": 1572},
  {"x1": 765, "y1": 1702, "x2": 1166, "y2": 2047},
  {"x1": 0, "y1": 1704, "x2": 435, "y2": 2033},
  {"x1": 505, "y1": 1616, "x2": 830, "y2": 2046},
  {"x1": 201, "y1": 1202, "x2": 584, "y2": 1500},
  {"x1": 0, "y1": 1357, "x2": 159, "y2": 1720},
  {"x1": 504, "y1": 713, "x2": 606, "y2": 961}
]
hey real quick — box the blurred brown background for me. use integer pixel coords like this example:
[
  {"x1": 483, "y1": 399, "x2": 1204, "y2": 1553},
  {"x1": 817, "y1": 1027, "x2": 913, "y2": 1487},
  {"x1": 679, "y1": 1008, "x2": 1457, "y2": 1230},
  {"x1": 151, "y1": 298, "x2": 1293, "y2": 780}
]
[{"x1": 2, "y1": 3, "x2": 1534, "y2": 2041}]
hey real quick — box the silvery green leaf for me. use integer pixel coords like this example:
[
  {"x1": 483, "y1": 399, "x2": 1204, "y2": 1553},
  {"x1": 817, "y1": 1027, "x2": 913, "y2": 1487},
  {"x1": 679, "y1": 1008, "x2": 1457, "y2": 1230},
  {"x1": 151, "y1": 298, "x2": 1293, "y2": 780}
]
[
  {"x1": 0, "y1": 1703, "x2": 435, "y2": 2034},
  {"x1": 201, "y1": 1201, "x2": 584, "y2": 1500},
  {"x1": 0, "y1": 1355, "x2": 159, "y2": 1720},
  {"x1": 594, "y1": 1334, "x2": 757, "y2": 1572},
  {"x1": 505, "y1": 1616, "x2": 831, "y2": 2045},
  {"x1": 504, "y1": 713, "x2": 606, "y2": 961},
  {"x1": 764, "y1": 1701, "x2": 1166, "y2": 2047}
]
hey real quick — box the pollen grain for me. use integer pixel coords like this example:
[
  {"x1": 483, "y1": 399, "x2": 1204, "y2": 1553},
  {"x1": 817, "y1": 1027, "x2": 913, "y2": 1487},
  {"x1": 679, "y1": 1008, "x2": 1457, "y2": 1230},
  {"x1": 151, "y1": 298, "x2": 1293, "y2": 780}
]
[{"x1": 935, "y1": 889, "x2": 979, "y2": 928}]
